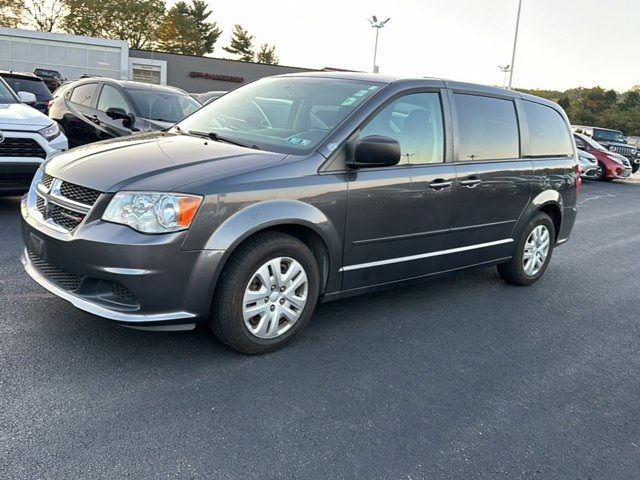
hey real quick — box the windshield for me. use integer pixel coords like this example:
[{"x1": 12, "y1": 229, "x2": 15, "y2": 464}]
[
  {"x1": 593, "y1": 128, "x2": 625, "y2": 143},
  {"x1": 34, "y1": 69, "x2": 60, "y2": 78},
  {"x1": 0, "y1": 79, "x2": 18, "y2": 104},
  {"x1": 128, "y1": 89, "x2": 201, "y2": 123},
  {"x1": 2, "y1": 76, "x2": 52, "y2": 101},
  {"x1": 176, "y1": 77, "x2": 384, "y2": 154}
]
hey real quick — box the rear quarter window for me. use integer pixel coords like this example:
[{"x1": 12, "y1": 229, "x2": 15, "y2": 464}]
[
  {"x1": 524, "y1": 101, "x2": 573, "y2": 156},
  {"x1": 70, "y1": 83, "x2": 98, "y2": 107}
]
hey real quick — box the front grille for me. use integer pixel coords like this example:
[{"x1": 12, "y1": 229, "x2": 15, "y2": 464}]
[
  {"x1": 27, "y1": 249, "x2": 81, "y2": 291},
  {"x1": 49, "y1": 203, "x2": 84, "y2": 231},
  {"x1": 36, "y1": 195, "x2": 45, "y2": 214},
  {"x1": 609, "y1": 146, "x2": 635, "y2": 158},
  {"x1": 60, "y1": 181, "x2": 101, "y2": 205},
  {"x1": 42, "y1": 173, "x2": 54, "y2": 189},
  {"x1": 34, "y1": 176, "x2": 103, "y2": 232},
  {"x1": 0, "y1": 137, "x2": 46, "y2": 159},
  {"x1": 112, "y1": 283, "x2": 137, "y2": 303}
]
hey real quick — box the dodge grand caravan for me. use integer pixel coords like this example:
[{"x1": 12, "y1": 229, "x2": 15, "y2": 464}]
[{"x1": 21, "y1": 73, "x2": 579, "y2": 354}]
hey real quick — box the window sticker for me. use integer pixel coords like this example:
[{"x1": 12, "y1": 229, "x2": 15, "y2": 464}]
[
  {"x1": 288, "y1": 137, "x2": 311, "y2": 146},
  {"x1": 341, "y1": 97, "x2": 358, "y2": 106}
]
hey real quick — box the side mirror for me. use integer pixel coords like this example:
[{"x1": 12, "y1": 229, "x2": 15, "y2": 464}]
[
  {"x1": 18, "y1": 91, "x2": 37, "y2": 105},
  {"x1": 348, "y1": 135, "x2": 401, "y2": 168},
  {"x1": 106, "y1": 107, "x2": 130, "y2": 120}
]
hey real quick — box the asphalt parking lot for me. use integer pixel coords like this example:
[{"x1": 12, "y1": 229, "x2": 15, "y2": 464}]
[{"x1": 1, "y1": 177, "x2": 640, "y2": 479}]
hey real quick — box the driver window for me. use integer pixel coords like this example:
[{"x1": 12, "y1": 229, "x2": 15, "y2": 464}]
[
  {"x1": 360, "y1": 92, "x2": 444, "y2": 165},
  {"x1": 97, "y1": 85, "x2": 130, "y2": 114}
]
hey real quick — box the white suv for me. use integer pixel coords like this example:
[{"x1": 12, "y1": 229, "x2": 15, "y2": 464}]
[{"x1": 0, "y1": 77, "x2": 68, "y2": 196}]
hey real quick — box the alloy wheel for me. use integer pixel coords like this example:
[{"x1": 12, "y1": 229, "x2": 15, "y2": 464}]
[{"x1": 523, "y1": 225, "x2": 550, "y2": 277}]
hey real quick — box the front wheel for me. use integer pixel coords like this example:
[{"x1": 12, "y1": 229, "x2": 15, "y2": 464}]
[
  {"x1": 632, "y1": 162, "x2": 639, "y2": 174},
  {"x1": 595, "y1": 163, "x2": 607, "y2": 181},
  {"x1": 210, "y1": 232, "x2": 320, "y2": 354},
  {"x1": 497, "y1": 212, "x2": 555, "y2": 286}
]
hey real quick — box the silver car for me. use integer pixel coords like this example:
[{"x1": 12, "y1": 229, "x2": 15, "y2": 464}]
[{"x1": 578, "y1": 149, "x2": 599, "y2": 179}]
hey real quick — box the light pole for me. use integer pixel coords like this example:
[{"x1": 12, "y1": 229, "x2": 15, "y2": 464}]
[
  {"x1": 368, "y1": 15, "x2": 390, "y2": 73},
  {"x1": 499, "y1": 65, "x2": 510, "y2": 88},
  {"x1": 508, "y1": 0, "x2": 523, "y2": 89}
]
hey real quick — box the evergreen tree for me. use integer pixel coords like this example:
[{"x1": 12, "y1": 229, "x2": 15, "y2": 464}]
[
  {"x1": 223, "y1": 25, "x2": 255, "y2": 62},
  {"x1": 256, "y1": 43, "x2": 278, "y2": 65},
  {"x1": 157, "y1": 0, "x2": 221, "y2": 55}
]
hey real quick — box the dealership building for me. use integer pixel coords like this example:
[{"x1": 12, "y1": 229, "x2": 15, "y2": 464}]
[{"x1": 0, "y1": 27, "x2": 314, "y2": 92}]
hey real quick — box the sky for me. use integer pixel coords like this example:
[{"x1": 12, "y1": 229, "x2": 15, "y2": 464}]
[{"x1": 193, "y1": 0, "x2": 640, "y2": 92}]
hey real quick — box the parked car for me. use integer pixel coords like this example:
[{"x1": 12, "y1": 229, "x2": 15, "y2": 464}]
[
  {"x1": 190, "y1": 91, "x2": 227, "y2": 105},
  {"x1": 572, "y1": 125, "x2": 639, "y2": 173},
  {"x1": 0, "y1": 71, "x2": 53, "y2": 114},
  {"x1": 0, "y1": 77, "x2": 67, "y2": 196},
  {"x1": 574, "y1": 132, "x2": 632, "y2": 180},
  {"x1": 33, "y1": 68, "x2": 65, "y2": 93},
  {"x1": 21, "y1": 73, "x2": 578, "y2": 354},
  {"x1": 577, "y1": 149, "x2": 599, "y2": 179},
  {"x1": 49, "y1": 78, "x2": 201, "y2": 148}
]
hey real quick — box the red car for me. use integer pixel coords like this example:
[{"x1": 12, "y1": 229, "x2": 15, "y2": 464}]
[{"x1": 574, "y1": 133, "x2": 632, "y2": 180}]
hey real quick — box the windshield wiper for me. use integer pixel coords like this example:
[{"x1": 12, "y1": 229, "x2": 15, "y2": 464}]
[{"x1": 186, "y1": 129, "x2": 260, "y2": 150}]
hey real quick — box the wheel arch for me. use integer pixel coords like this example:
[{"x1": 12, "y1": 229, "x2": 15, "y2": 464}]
[
  {"x1": 204, "y1": 200, "x2": 342, "y2": 295},
  {"x1": 513, "y1": 190, "x2": 564, "y2": 244}
]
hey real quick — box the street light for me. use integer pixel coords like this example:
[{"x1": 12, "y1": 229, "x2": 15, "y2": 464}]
[
  {"x1": 508, "y1": 0, "x2": 524, "y2": 89},
  {"x1": 499, "y1": 64, "x2": 510, "y2": 88},
  {"x1": 368, "y1": 15, "x2": 390, "y2": 73}
]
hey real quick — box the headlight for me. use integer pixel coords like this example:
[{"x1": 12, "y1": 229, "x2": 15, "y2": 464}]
[
  {"x1": 606, "y1": 154, "x2": 623, "y2": 165},
  {"x1": 39, "y1": 122, "x2": 61, "y2": 141},
  {"x1": 102, "y1": 192, "x2": 203, "y2": 233}
]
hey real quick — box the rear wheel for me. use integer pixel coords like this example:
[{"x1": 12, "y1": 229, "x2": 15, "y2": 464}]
[
  {"x1": 210, "y1": 232, "x2": 320, "y2": 354},
  {"x1": 497, "y1": 212, "x2": 555, "y2": 286},
  {"x1": 595, "y1": 163, "x2": 606, "y2": 181}
]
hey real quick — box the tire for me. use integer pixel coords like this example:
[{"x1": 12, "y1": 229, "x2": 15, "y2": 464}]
[
  {"x1": 632, "y1": 163, "x2": 639, "y2": 174},
  {"x1": 210, "y1": 231, "x2": 320, "y2": 354},
  {"x1": 595, "y1": 163, "x2": 607, "y2": 181},
  {"x1": 497, "y1": 212, "x2": 555, "y2": 286}
]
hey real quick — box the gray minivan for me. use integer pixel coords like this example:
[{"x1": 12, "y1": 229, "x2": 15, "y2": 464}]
[{"x1": 21, "y1": 72, "x2": 579, "y2": 354}]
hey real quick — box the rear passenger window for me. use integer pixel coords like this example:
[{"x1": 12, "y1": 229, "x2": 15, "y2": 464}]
[
  {"x1": 454, "y1": 94, "x2": 519, "y2": 161},
  {"x1": 523, "y1": 101, "x2": 573, "y2": 156},
  {"x1": 360, "y1": 92, "x2": 444, "y2": 165},
  {"x1": 70, "y1": 83, "x2": 98, "y2": 107}
]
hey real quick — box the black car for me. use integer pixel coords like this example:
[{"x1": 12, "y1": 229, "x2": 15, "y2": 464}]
[
  {"x1": 48, "y1": 78, "x2": 201, "y2": 148},
  {"x1": 0, "y1": 71, "x2": 53, "y2": 114},
  {"x1": 33, "y1": 68, "x2": 65, "y2": 93},
  {"x1": 21, "y1": 73, "x2": 579, "y2": 354}
]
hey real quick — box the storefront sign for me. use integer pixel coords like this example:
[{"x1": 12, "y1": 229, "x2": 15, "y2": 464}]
[{"x1": 189, "y1": 71, "x2": 244, "y2": 83}]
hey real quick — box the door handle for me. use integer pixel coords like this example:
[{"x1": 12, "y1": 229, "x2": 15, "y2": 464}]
[
  {"x1": 460, "y1": 178, "x2": 482, "y2": 188},
  {"x1": 88, "y1": 115, "x2": 100, "y2": 124},
  {"x1": 429, "y1": 179, "x2": 452, "y2": 190}
]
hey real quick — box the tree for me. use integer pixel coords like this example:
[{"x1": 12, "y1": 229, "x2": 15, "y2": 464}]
[
  {"x1": 157, "y1": 0, "x2": 221, "y2": 55},
  {"x1": 223, "y1": 24, "x2": 255, "y2": 62},
  {"x1": 24, "y1": 0, "x2": 66, "y2": 32},
  {"x1": 0, "y1": 0, "x2": 22, "y2": 28},
  {"x1": 256, "y1": 43, "x2": 278, "y2": 65},
  {"x1": 61, "y1": 0, "x2": 165, "y2": 50}
]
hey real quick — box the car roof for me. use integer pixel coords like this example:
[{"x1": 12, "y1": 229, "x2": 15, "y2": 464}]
[
  {"x1": 273, "y1": 71, "x2": 561, "y2": 110},
  {"x1": 0, "y1": 70, "x2": 44, "y2": 81},
  {"x1": 71, "y1": 77, "x2": 188, "y2": 95}
]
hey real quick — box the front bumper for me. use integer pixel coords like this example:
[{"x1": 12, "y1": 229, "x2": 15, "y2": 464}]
[
  {"x1": 21, "y1": 197, "x2": 224, "y2": 326},
  {"x1": 606, "y1": 165, "x2": 632, "y2": 179}
]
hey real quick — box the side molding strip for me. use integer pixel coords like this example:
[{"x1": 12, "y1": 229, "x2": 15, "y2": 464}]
[{"x1": 340, "y1": 238, "x2": 514, "y2": 272}]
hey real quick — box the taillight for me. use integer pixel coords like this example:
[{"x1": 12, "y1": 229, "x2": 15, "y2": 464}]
[{"x1": 576, "y1": 164, "x2": 582, "y2": 195}]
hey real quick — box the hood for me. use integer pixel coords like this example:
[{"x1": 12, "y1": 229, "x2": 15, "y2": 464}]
[
  {"x1": 0, "y1": 103, "x2": 53, "y2": 130},
  {"x1": 44, "y1": 132, "x2": 288, "y2": 193},
  {"x1": 597, "y1": 140, "x2": 633, "y2": 149},
  {"x1": 578, "y1": 150, "x2": 597, "y2": 163}
]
